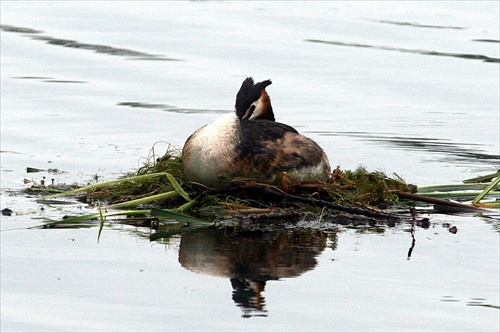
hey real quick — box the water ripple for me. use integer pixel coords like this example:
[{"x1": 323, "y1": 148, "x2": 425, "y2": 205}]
[
  {"x1": 368, "y1": 19, "x2": 465, "y2": 30},
  {"x1": 304, "y1": 39, "x2": 499, "y2": 63},
  {"x1": 317, "y1": 131, "x2": 500, "y2": 166},
  {"x1": 117, "y1": 102, "x2": 229, "y2": 114},
  {"x1": 0, "y1": 24, "x2": 43, "y2": 34},
  {"x1": 0, "y1": 24, "x2": 181, "y2": 61},
  {"x1": 472, "y1": 39, "x2": 500, "y2": 43},
  {"x1": 12, "y1": 76, "x2": 87, "y2": 84}
]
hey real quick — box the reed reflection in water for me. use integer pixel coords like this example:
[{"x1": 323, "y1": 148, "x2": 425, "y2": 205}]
[{"x1": 178, "y1": 229, "x2": 333, "y2": 318}]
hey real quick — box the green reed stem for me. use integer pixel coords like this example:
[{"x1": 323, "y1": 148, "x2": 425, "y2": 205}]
[
  {"x1": 416, "y1": 183, "x2": 498, "y2": 193},
  {"x1": 463, "y1": 172, "x2": 500, "y2": 184},
  {"x1": 106, "y1": 190, "x2": 180, "y2": 209},
  {"x1": 472, "y1": 176, "x2": 500, "y2": 205}
]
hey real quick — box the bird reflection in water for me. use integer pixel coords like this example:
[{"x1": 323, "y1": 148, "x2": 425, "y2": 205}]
[{"x1": 178, "y1": 228, "x2": 330, "y2": 317}]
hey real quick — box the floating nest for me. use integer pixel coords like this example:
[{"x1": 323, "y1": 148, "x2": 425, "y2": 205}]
[
  {"x1": 78, "y1": 144, "x2": 413, "y2": 222},
  {"x1": 26, "y1": 143, "x2": 497, "y2": 237}
]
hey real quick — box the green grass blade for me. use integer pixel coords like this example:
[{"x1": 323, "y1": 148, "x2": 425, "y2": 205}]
[
  {"x1": 176, "y1": 199, "x2": 198, "y2": 212},
  {"x1": 106, "y1": 191, "x2": 179, "y2": 209},
  {"x1": 166, "y1": 173, "x2": 191, "y2": 201},
  {"x1": 463, "y1": 172, "x2": 500, "y2": 184},
  {"x1": 414, "y1": 190, "x2": 500, "y2": 199},
  {"x1": 31, "y1": 210, "x2": 151, "y2": 228},
  {"x1": 472, "y1": 176, "x2": 500, "y2": 205},
  {"x1": 40, "y1": 172, "x2": 168, "y2": 200},
  {"x1": 149, "y1": 208, "x2": 212, "y2": 240},
  {"x1": 150, "y1": 208, "x2": 212, "y2": 225},
  {"x1": 416, "y1": 183, "x2": 498, "y2": 193}
]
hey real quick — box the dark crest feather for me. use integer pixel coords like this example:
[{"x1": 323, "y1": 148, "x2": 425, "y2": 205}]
[
  {"x1": 235, "y1": 77, "x2": 255, "y2": 113},
  {"x1": 235, "y1": 77, "x2": 272, "y2": 118}
]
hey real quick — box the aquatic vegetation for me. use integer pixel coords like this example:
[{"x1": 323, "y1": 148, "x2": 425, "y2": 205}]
[
  {"x1": 39, "y1": 146, "x2": 409, "y2": 210},
  {"x1": 29, "y1": 144, "x2": 499, "y2": 239}
]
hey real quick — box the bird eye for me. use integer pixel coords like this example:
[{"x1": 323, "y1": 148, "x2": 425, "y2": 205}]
[{"x1": 249, "y1": 105, "x2": 256, "y2": 113}]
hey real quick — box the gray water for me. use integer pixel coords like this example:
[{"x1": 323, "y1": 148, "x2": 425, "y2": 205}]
[{"x1": 1, "y1": 2, "x2": 499, "y2": 332}]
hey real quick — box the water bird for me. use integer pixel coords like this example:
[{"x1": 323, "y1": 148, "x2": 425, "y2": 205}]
[{"x1": 182, "y1": 77, "x2": 331, "y2": 188}]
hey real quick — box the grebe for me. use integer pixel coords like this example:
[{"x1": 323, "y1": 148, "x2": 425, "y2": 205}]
[{"x1": 182, "y1": 77, "x2": 330, "y2": 188}]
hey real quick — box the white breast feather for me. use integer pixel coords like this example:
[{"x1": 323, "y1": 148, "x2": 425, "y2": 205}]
[{"x1": 184, "y1": 113, "x2": 239, "y2": 187}]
